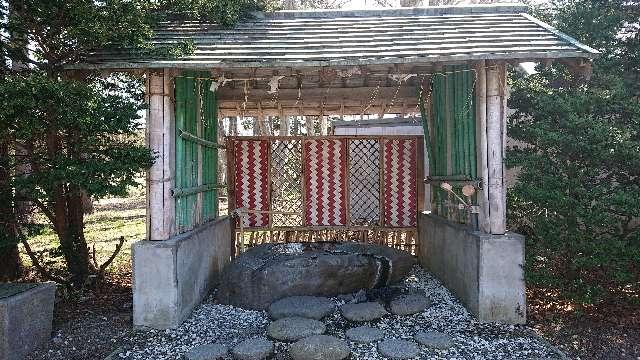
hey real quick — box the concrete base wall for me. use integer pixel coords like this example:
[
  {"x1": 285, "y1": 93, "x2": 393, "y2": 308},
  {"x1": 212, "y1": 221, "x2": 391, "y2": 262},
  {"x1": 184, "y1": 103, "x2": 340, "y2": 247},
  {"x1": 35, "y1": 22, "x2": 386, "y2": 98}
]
[
  {"x1": 132, "y1": 216, "x2": 233, "y2": 329},
  {"x1": 0, "y1": 282, "x2": 55, "y2": 360},
  {"x1": 417, "y1": 212, "x2": 526, "y2": 323}
]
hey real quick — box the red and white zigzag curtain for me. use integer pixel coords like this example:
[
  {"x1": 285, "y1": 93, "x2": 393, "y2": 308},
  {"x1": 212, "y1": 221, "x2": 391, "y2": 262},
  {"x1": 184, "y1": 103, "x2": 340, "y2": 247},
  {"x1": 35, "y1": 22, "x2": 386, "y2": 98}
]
[
  {"x1": 303, "y1": 139, "x2": 347, "y2": 226},
  {"x1": 233, "y1": 140, "x2": 270, "y2": 227},
  {"x1": 231, "y1": 137, "x2": 418, "y2": 229}
]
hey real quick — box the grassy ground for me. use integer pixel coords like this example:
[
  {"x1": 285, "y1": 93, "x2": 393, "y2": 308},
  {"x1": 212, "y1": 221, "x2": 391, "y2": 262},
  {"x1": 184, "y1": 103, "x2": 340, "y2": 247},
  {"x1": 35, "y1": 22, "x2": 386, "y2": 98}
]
[{"x1": 21, "y1": 190, "x2": 146, "y2": 276}]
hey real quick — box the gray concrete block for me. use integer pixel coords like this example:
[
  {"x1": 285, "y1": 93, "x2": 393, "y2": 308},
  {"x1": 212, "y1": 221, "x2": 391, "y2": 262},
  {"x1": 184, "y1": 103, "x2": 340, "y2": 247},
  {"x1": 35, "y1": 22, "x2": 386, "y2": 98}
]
[
  {"x1": 133, "y1": 216, "x2": 233, "y2": 329},
  {"x1": 417, "y1": 213, "x2": 526, "y2": 324},
  {"x1": 0, "y1": 282, "x2": 55, "y2": 360}
]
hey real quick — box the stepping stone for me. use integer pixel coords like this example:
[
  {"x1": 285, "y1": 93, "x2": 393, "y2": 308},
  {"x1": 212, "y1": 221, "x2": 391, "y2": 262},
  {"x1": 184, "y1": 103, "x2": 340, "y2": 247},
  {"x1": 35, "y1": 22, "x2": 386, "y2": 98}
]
[
  {"x1": 186, "y1": 343, "x2": 229, "y2": 360},
  {"x1": 340, "y1": 302, "x2": 388, "y2": 322},
  {"x1": 267, "y1": 317, "x2": 325, "y2": 341},
  {"x1": 231, "y1": 337, "x2": 274, "y2": 360},
  {"x1": 415, "y1": 331, "x2": 454, "y2": 350},
  {"x1": 345, "y1": 326, "x2": 384, "y2": 343},
  {"x1": 377, "y1": 339, "x2": 420, "y2": 359},
  {"x1": 269, "y1": 296, "x2": 335, "y2": 320},
  {"x1": 389, "y1": 294, "x2": 431, "y2": 316},
  {"x1": 289, "y1": 335, "x2": 351, "y2": 360}
]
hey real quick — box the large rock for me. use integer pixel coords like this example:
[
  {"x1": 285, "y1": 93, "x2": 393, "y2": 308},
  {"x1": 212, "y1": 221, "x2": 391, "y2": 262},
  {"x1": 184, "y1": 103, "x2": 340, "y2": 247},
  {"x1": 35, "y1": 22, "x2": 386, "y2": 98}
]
[
  {"x1": 268, "y1": 296, "x2": 335, "y2": 320},
  {"x1": 340, "y1": 302, "x2": 388, "y2": 322},
  {"x1": 217, "y1": 242, "x2": 415, "y2": 309},
  {"x1": 289, "y1": 335, "x2": 351, "y2": 360},
  {"x1": 267, "y1": 317, "x2": 326, "y2": 341}
]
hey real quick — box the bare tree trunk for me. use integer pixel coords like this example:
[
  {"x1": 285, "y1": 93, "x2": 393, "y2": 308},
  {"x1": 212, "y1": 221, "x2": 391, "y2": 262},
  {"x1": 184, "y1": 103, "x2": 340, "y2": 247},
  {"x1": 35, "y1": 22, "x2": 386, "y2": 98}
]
[
  {"x1": 47, "y1": 130, "x2": 90, "y2": 288},
  {"x1": 56, "y1": 184, "x2": 90, "y2": 288},
  {"x1": 81, "y1": 191, "x2": 93, "y2": 214},
  {"x1": 0, "y1": 135, "x2": 21, "y2": 281},
  {"x1": 1, "y1": 0, "x2": 25, "y2": 281}
]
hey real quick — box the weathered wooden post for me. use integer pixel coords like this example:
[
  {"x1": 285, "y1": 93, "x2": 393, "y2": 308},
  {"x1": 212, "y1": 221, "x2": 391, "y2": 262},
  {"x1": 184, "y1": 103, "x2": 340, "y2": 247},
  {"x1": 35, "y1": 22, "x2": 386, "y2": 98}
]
[
  {"x1": 475, "y1": 60, "x2": 490, "y2": 233},
  {"x1": 485, "y1": 61, "x2": 506, "y2": 235},
  {"x1": 146, "y1": 69, "x2": 175, "y2": 241}
]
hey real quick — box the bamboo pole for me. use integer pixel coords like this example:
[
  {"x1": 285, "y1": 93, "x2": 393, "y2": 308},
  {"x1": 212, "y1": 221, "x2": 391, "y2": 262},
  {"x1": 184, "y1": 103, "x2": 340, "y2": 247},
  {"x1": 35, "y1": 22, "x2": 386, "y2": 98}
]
[
  {"x1": 163, "y1": 70, "x2": 176, "y2": 237},
  {"x1": 196, "y1": 80, "x2": 204, "y2": 226},
  {"x1": 486, "y1": 62, "x2": 506, "y2": 234}
]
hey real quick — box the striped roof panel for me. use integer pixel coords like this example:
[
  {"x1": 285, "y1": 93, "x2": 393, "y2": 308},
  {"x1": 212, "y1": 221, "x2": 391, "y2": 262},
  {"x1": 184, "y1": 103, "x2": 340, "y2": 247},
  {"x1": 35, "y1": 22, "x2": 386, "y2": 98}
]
[{"x1": 78, "y1": 4, "x2": 599, "y2": 69}]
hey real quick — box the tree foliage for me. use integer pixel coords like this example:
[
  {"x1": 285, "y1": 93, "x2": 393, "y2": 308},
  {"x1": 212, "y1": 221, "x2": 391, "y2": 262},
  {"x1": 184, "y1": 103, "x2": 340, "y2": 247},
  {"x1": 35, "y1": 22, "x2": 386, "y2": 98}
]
[
  {"x1": 507, "y1": 0, "x2": 640, "y2": 303},
  {"x1": 0, "y1": 0, "x2": 266, "y2": 286}
]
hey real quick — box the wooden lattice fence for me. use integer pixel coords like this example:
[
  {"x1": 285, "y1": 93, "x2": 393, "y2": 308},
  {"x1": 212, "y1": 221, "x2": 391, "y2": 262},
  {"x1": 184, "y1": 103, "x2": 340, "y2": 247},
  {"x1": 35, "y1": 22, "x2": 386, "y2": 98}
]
[{"x1": 226, "y1": 135, "x2": 424, "y2": 254}]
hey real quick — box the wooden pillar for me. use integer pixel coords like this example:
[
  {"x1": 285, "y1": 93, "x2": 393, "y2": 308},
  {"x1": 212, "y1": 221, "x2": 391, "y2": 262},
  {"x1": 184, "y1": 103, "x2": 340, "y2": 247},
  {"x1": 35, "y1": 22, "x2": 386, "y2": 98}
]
[
  {"x1": 146, "y1": 69, "x2": 175, "y2": 240},
  {"x1": 484, "y1": 61, "x2": 506, "y2": 234},
  {"x1": 475, "y1": 61, "x2": 490, "y2": 233}
]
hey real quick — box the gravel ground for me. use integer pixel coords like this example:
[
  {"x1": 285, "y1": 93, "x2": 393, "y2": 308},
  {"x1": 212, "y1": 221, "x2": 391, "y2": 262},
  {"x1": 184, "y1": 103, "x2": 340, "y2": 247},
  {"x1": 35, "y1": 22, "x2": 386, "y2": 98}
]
[{"x1": 110, "y1": 266, "x2": 563, "y2": 360}]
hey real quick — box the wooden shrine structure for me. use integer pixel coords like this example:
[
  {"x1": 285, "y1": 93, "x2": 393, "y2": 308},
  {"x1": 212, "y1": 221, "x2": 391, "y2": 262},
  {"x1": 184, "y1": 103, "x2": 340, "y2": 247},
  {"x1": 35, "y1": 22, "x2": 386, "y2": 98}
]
[{"x1": 71, "y1": 3, "x2": 599, "y2": 328}]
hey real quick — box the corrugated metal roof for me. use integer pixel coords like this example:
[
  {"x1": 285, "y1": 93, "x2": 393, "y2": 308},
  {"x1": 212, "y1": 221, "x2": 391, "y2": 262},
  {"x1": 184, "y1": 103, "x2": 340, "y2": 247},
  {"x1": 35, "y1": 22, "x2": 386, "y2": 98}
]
[{"x1": 78, "y1": 3, "x2": 599, "y2": 70}]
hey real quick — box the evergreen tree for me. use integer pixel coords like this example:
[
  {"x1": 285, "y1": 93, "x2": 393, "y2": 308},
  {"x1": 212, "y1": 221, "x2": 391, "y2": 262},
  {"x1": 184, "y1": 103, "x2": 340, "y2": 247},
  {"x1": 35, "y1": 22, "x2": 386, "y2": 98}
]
[
  {"x1": 0, "y1": 0, "x2": 266, "y2": 287},
  {"x1": 507, "y1": 0, "x2": 640, "y2": 303}
]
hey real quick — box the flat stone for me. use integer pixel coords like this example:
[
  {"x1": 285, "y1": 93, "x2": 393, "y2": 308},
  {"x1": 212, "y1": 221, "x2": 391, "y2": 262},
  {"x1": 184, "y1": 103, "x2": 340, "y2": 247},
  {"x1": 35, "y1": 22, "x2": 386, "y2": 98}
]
[
  {"x1": 345, "y1": 326, "x2": 384, "y2": 343},
  {"x1": 217, "y1": 242, "x2": 415, "y2": 309},
  {"x1": 267, "y1": 317, "x2": 325, "y2": 341},
  {"x1": 269, "y1": 296, "x2": 335, "y2": 320},
  {"x1": 289, "y1": 335, "x2": 351, "y2": 360},
  {"x1": 340, "y1": 302, "x2": 388, "y2": 322},
  {"x1": 377, "y1": 339, "x2": 420, "y2": 359},
  {"x1": 231, "y1": 337, "x2": 274, "y2": 360},
  {"x1": 185, "y1": 343, "x2": 229, "y2": 360},
  {"x1": 415, "y1": 331, "x2": 454, "y2": 350},
  {"x1": 389, "y1": 294, "x2": 431, "y2": 316}
]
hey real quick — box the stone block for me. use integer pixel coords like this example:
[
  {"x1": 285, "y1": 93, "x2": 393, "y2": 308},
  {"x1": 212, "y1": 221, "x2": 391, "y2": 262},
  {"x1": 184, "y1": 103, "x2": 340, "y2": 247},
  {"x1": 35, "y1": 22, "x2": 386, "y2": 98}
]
[
  {"x1": 417, "y1": 212, "x2": 526, "y2": 323},
  {"x1": 0, "y1": 282, "x2": 55, "y2": 360},
  {"x1": 132, "y1": 216, "x2": 233, "y2": 329}
]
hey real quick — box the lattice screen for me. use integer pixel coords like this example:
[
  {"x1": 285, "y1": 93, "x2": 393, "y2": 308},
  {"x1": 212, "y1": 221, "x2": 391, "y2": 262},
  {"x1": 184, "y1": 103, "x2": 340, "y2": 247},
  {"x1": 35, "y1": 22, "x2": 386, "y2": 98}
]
[
  {"x1": 349, "y1": 139, "x2": 381, "y2": 226},
  {"x1": 271, "y1": 139, "x2": 303, "y2": 226}
]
